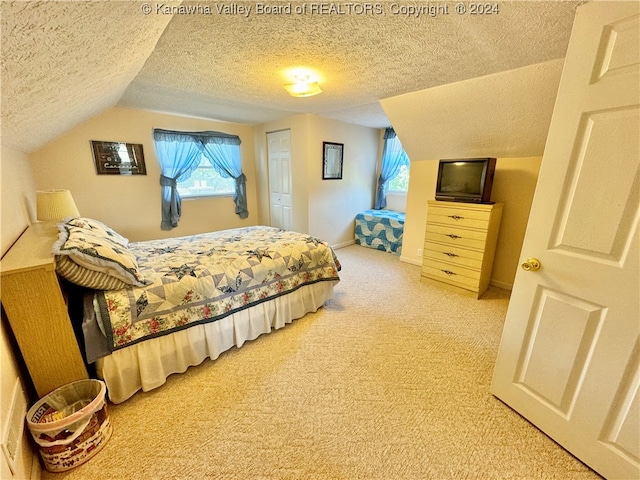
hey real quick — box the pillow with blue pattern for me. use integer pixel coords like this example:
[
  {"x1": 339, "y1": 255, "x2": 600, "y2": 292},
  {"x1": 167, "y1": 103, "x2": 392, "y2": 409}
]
[
  {"x1": 61, "y1": 217, "x2": 129, "y2": 246},
  {"x1": 53, "y1": 224, "x2": 147, "y2": 288}
]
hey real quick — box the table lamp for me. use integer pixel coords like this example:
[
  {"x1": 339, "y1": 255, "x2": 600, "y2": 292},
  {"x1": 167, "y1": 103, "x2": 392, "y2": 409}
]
[{"x1": 36, "y1": 189, "x2": 80, "y2": 222}]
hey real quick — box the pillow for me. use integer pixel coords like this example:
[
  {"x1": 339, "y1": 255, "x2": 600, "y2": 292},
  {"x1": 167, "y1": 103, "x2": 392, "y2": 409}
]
[
  {"x1": 53, "y1": 225, "x2": 147, "y2": 287},
  {"x1": 55, "y1": 255, "x2": 130, "y2": 290},
  {"x1": 61, "y1": 217, "x2": 129, "y2": 246}
]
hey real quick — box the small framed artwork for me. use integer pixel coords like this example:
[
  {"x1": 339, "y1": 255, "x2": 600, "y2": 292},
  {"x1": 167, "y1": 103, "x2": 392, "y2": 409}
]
[
  {"x1": 323, "y1": 142, "x2": 343, "y2": 180},
  {"x1": 91, "y1": 140, "x2": 147, "y2": 175}
]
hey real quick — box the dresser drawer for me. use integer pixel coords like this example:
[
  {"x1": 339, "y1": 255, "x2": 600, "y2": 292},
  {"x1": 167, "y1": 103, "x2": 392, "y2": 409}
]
[
  {"x1": 427, "y1": 205, "x2": 491, "y2": 230},
  {"x1": 423, "y1": 242, "x2": 483, "y2": 270},
  {"x1": 421, "y1": 259, "x2": 480, "y2": 291},
  {"x1": 425, "y1": 224, "x2": 488, "y2": 250}
]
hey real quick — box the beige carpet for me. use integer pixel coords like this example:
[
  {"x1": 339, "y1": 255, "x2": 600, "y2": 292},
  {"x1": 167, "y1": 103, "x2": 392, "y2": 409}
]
[{"x1": 41, "y1": 245, "x2": 600, "y2": 480}]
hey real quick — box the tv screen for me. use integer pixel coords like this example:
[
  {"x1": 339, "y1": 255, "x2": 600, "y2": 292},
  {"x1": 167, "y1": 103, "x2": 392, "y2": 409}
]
[{"x1": 435, "y1": 158, "x2": 496, "y2": 203}]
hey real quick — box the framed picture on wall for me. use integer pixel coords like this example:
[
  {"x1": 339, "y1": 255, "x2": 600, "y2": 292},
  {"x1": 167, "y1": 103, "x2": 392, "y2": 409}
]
[
  {"x1": 91, "y1": 140, "x2": 147, "y2": 175},
  {"x1": 323, "y1": 142, "x2": 343, "y2": 180}
]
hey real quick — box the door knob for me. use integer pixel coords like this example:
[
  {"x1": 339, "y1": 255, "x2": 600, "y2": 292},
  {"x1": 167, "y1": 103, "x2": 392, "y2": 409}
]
[{"x1": 521, "y1": 257, "x2": 541, "y2": 271}]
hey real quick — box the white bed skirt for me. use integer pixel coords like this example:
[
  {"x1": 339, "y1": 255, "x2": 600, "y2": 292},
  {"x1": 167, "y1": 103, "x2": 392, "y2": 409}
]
[{"x1": 96, "y1": 281, "x2": 336, "y2": 404}]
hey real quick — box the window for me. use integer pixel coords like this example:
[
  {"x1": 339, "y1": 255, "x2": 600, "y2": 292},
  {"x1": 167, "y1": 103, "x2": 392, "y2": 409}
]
[
  {"x1": 177, "y1": 155, "x2": 235, "y2": 198},
  {"x1": 388, "y1": 163, "x2": 410, "y2": 192},
  {"x1": 385, "y1": 134, "x2": 410, "y2": 193},
  {"x1": 375, "y1": 127, "x2": 411, "y2": 209},
  {"x1": 153, "y1": 128, "x2": 248, "y2": 230}
]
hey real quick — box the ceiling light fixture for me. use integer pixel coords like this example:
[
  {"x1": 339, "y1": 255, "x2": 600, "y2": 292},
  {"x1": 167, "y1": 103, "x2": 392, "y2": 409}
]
[{"x1": 283, "y1": 74, "x2": 323, "y2": 97}]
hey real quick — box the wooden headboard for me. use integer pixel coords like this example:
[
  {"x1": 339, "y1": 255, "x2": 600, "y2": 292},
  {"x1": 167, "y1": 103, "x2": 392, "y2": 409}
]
[{"x1": 0, "y1": 223, "x2": 88, "y2": 397}]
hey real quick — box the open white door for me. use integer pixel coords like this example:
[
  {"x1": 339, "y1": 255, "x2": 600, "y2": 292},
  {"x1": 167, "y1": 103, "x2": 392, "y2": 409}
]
[{"x1": 491, "y1": 2, "x2": 639, "y2": 479}]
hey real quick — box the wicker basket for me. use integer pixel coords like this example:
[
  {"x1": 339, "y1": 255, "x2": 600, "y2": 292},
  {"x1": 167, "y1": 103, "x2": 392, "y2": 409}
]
[{"x1": 26, "y1": 379, "x2": 113, "y2": 472}]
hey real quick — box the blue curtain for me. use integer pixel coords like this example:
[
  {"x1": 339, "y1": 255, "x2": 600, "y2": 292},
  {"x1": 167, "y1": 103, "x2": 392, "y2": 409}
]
[
  {"x1": 198, "y1": 134, "x2": 248, "y2": 219},
  {"x1": 153, "y1": 129, "x2": 249, "y2": 229},
  {"x1": 153, "y1": 130, "x2": 202, "y2": 230},
  {"x1": 375, "y1": 128, "x2": 409, "y2": 209}
]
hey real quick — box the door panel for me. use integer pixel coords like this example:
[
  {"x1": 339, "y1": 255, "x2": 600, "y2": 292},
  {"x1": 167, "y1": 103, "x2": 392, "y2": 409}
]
[
  {"x1": 592, "y1": 13, "x2": 639, "y2": 81},
  {"x1": 599, "y1": 341, "x2": 640, "y2": 465},
  {"x1": 551, "y1": 107, "x2": 639, "y2": 262},
  {"x1": 514, "y1": 287, "x2": 606, "y2": 417}
]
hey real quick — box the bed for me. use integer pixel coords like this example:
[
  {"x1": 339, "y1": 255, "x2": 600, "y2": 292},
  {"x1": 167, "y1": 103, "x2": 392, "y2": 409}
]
[
  {"x1": 48, "y1": 219, "x2": 340, "y2": 403},
  {"x1": 354, "y1": 209, "x2": 405, "y2": 255}
]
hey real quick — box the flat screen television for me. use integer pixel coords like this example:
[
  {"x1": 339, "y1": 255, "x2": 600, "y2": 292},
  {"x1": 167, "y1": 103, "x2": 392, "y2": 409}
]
[{"x1": 435, "y1": 158, "x2": 496, "y2": 204}]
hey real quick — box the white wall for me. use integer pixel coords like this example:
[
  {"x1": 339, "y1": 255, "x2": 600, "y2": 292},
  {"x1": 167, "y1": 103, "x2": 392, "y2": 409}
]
[
  {"x1": 1, "y1": 146, "x2": 37, "y2": 255},
  {"x1": 30, "y1": 107, "x2": 259, "y2": 242},
  {"x1": 306, "y1": 115, "x2": 379, "y2": 246},
  {"x1": 255, "y1": 114, "x2": 379, "y2": 248},
  {"x1": 384, "y1": 193, "x2": 407, "y2": 213},
  {"x1": 381, "y1": 59, "x2": 563, "y2": 161},
  {"x1": 0, "y1": 145, "x2": 40, "y2": 480}
]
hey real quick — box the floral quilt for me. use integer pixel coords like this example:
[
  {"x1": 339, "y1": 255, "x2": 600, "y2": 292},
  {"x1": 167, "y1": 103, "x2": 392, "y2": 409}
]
[{"x1": 95, "y1": 226, "x2": 341, "y2": 351}]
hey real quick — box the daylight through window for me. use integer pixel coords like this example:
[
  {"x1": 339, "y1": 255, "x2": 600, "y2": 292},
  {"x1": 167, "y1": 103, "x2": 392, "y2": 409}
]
[
  {"x1": 177, "y1": 156, "x2": 236, "y2": 198},
  {"x1": 388, "y1": 163, "x2": 410, "y2": 192}
]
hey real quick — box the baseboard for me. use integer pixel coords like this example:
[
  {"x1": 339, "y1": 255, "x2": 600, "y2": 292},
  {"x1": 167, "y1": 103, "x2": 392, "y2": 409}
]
[
  {"x1": 399, "y1": 255, "x2": 422, "y2": 266},
  {"x1": 490, "y1": 279, "x2": 513, "y2": 291},
  {"x1": 332, "y1": 239, "x2": 356, "y2": 250}
]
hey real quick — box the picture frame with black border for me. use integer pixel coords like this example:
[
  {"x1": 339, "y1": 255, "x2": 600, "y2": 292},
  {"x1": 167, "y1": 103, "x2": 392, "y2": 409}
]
[
  {"x1": 91, "y1": 140, "x2": 147, "y2": 175},
  {"x1": 322, "y1": 141, "x2": 343, "y2": 180}
]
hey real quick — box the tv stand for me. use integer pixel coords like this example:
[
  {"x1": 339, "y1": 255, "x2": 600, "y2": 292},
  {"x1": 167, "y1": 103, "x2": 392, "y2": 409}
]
[{"x1": 420, "y1": 200, "x2": 503, "y2": 298}]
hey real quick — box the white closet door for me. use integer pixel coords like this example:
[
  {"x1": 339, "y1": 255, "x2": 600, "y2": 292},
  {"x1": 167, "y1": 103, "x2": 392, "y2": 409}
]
[{"x1": 267, "y1": 130, "x2": 293, "y2": 230}]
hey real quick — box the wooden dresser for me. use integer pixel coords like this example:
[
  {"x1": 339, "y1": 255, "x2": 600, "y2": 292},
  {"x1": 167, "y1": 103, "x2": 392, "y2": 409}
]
[
  {"x1": 421, "y1": 200, "x2": 503, "y2": 298},
  {"x1": 1, "y1": 223, "x2": 88, "y2": 397}
]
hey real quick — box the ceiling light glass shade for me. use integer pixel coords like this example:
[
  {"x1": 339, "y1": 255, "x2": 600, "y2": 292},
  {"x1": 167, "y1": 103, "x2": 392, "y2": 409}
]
[
  {"x1": 283, "y1": 80, "x2": 323, "y2": 97},
  {"x1": 36, "y1": 189, "x2": 80, "y2": 221}
]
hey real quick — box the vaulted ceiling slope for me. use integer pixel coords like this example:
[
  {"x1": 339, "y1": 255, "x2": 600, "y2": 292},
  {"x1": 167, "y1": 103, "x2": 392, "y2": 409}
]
[
  {"x1": 1, "y1": 1, "x2": 580, "y2": 154},
  {"x1": 1, "y1": 1, "x2": 173, "y2": 153}
]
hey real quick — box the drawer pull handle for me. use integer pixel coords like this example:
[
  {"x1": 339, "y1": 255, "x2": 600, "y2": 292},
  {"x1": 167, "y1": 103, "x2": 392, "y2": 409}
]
[
  {"x1": 448, "y1": 215, "x2": 464, "y2": 220},
  {"x1": 447, "y1": 234, "x2": 461, "y2": 240},
  {"x1": 442, "y1": 270, "x2": 456, "y2": 276},
  {"x1": 444, "y1": 252, "x2": 458, "y2": 258}
]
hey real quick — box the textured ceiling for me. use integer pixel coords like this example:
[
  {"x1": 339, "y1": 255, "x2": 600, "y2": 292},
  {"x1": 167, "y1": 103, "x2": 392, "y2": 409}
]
[
  {"x1": 1, "y1": 1, "x2": 174, "y2": 153},
  {"x1": 1, "y1": 1, "x2": 581, "y2": 153}
]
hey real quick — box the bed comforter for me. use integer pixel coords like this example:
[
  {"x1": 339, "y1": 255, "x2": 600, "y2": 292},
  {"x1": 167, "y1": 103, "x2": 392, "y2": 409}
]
[{"x1": 94, "y1": 226, "x2": 340, "y2": 353}]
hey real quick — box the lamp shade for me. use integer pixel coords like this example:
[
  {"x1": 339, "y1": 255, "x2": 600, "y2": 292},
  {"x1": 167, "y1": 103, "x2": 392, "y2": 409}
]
[{"x1": 36, "y1": 190, "x2": 80, "y2": 221}]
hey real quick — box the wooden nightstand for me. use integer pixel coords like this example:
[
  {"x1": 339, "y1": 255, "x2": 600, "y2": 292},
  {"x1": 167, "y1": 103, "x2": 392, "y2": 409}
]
[
  {"x1": 421, "y1": 201, "x2": 503, "y2": 298},
  {"x1": 1, "y1": 223, "x2": 88, "y2": 397}
]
